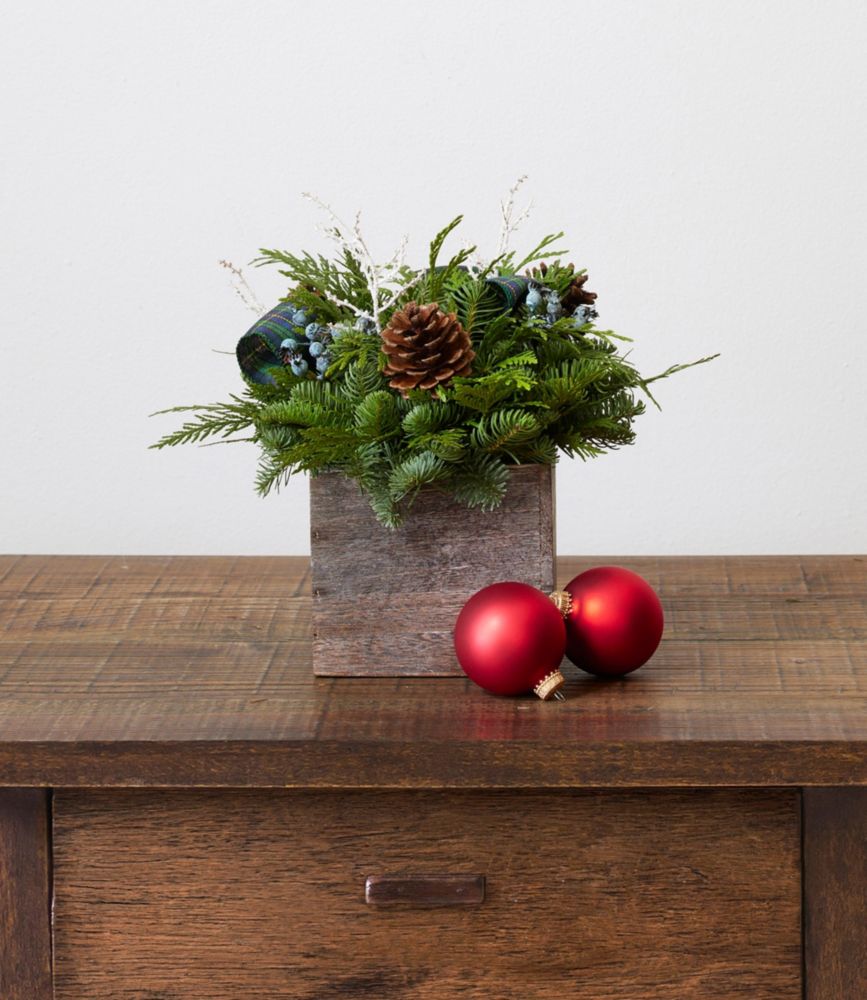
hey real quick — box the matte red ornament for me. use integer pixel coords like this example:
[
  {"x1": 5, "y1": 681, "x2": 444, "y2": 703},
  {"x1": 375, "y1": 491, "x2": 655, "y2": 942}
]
[
  {"x1": 454, "y1": 582, "x2": 567, "y2": 700},
  {"x1": 556, "y1": 566, "x2": 664, "y2": 677}
]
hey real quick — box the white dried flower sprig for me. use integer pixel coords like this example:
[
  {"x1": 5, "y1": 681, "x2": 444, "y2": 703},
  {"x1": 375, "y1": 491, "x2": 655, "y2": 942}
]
[
  {"x1": 218, "y1": 259, "x2": 266, "y2": 316},
  {"x1": 302, "y1": 192, "x2": 422, "y2": 329},
  {"x1": 495, "y1": 174, "x2": 532, "y2": 258}
]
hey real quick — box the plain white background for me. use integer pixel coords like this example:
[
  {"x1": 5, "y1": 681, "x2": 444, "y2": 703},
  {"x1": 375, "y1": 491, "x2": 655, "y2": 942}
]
[{"x1": 2, "y1": 0, "x2": 865, "y2": 555}]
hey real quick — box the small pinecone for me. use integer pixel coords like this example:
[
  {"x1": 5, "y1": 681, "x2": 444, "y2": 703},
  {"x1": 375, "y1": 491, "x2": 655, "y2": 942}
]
[
  {"x1": 528, "y1": 261, "x2": 598, "y2": 313},
  {"x1": 380, "y1": 301, "x2": 475, "y2": 396}
]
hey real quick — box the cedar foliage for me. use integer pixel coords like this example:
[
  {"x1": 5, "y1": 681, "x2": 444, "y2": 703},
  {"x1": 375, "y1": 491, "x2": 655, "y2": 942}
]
[{"x1": 153, "y1": 217, "x2": 716, "y2": 527}]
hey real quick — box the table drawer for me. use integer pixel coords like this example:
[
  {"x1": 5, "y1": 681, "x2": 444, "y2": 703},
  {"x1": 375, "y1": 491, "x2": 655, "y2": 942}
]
[{"x1": 52, "y1": 789, "x2": 801, "y2": 999}]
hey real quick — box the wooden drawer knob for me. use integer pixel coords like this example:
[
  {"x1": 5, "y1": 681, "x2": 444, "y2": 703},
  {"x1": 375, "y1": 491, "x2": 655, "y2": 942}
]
[{"x1": 365, "y1": 874, "x2": 486, "y2": 908}]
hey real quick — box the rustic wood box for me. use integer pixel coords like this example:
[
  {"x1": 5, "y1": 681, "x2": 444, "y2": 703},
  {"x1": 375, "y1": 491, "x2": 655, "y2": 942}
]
[{"x1": 309, "y1": 464, "x2": 556, "y2": 676}]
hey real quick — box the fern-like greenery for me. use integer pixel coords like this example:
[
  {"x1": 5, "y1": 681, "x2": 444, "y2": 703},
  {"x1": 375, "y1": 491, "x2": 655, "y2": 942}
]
[{"x1": 153, "y1": 216, "x2": 716, "y2": 526}]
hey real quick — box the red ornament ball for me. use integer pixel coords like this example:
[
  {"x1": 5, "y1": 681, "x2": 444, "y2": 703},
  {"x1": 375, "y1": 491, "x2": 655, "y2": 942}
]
[
  {"x1": 561, "y1": 566, "x2": 664, "y2": 677},
  {"x1": 454, "y1": 582, "x2": 567, "y2": 699}
]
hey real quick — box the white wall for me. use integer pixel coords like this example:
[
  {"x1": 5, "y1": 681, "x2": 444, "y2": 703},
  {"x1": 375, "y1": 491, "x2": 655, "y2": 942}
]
[{"x1": 2, "y1": 0, "x2": 865, "y2": 556}]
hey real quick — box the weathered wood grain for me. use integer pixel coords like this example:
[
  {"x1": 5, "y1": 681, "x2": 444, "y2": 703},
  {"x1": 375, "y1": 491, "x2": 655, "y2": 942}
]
[
  {"x1": 803, "y1": 787, "x2": 867, "y2": 999},
  {"x1": 2, "y1": 553, "x2": 864, "y2": 600},
  {"x1": 4, "y1": 593, "x2": 866, "y2": 643},
  {"x1": 558, "y1": 555, "x2": 867, "y2": 597},
  {"x1": 0, "y1": 790, "x2": 52, "y2": 1000},
  {"x1": 0, "y1": 555, "x2": 865, "y2": 787},
  {"x1": 310, "y1": 465, "x2": 556, "y2": 675},
  {"x1": 52, "y1": 789, "x2": 802, "y2": 999}
]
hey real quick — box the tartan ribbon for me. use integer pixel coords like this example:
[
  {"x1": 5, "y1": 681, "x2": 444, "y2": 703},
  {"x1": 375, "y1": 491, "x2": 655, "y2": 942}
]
[
  {"x1": 235, "y1": 300, "x2": 299, "y2": 386},
  {"x1": 236, "y1": 277, "x2": 531, "y2": 385},
  {"x1": 484, "y1": 274, "x2": 530, "y2": 309}
]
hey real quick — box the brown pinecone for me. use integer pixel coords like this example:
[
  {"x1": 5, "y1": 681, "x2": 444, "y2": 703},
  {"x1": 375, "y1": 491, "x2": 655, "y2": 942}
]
[
  {"x1": 528, "y1": 261, "x2": 598, "y2": 312},
  {"x1": 380, "y1": 301, "x2": 475, "y2": 396}
]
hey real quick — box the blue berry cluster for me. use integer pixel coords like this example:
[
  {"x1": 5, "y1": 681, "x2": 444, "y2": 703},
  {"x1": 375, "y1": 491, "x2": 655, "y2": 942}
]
[
  {"x1": 354, "y1": 314, "x2": 378, "y2": 334},
  {"x1": 525, "y1": 286, "x2": 544, "y2": 314},
  {"x1": 572, "y1": 303, "x2": 599, "y2": 328},
  {"x1": 526, "y1": 285, "x2": 564, "y2": 325},
  {"x1": 526, "y1": 283, "x2": 598, "y2": 330},
  {"x1": 279, "y1": 308, "x2": 335, "y2": 379},
  {"x1": 546, "y1": 292, "x2": 563, "y2": 323}
]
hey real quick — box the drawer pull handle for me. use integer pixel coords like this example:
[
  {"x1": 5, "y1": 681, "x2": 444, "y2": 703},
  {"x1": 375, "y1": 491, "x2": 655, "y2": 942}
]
[{"x1": 365, "y1": 874, "x2": 485, "y2": 908}]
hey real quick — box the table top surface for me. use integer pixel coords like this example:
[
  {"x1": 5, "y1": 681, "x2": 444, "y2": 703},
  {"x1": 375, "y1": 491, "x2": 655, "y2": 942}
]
[{"x1": 0, "y1": 554, "x2": 865, "y2": 788}]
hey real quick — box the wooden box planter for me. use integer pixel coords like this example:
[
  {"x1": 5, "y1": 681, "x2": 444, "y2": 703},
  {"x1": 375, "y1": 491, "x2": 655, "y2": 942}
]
[{"x1": 309, "y1": 464, "x2": 556, "y2": 676}]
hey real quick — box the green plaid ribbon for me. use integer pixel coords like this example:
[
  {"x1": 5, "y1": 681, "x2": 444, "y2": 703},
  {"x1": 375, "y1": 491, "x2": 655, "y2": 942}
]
[
  {"x1": 485, "y1": 274, "x2": 530, "y2": 309},
  {"x1": 235, "y1": 301, "x2": 299, "y2": 385}
]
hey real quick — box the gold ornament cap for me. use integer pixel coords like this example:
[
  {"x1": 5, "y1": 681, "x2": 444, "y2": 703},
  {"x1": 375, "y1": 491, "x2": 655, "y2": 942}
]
[
  {"x1": 548, "y1": 590, "x2": 573, "y2": 617},
  {"x1": 534, "y1": 669, "x2": 566, "y2": 701}
]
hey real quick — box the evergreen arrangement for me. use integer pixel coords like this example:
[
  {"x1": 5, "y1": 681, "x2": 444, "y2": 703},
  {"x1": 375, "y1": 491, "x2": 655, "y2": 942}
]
[{"x1": 153, "y1": 192, "x2": 715, "y2": 528}]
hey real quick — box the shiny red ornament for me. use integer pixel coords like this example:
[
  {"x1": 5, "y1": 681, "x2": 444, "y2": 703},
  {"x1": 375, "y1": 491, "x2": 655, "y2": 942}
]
[
  {"x1": 558, "y1": 566, "x2": 664, "y2": 677},
  {"x1": 454, "y1": 582, "x2": 567, "y2": 700}
]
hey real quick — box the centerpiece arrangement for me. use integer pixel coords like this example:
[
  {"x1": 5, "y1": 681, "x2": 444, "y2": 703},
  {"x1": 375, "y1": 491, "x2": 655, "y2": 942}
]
[{"x1": 154, "y1": 184, "x2": 714, "y2": 676}]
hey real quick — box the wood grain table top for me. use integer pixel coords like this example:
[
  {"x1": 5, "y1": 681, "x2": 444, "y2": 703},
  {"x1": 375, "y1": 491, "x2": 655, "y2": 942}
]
[{"x1": 0, "y1": 554, "x2": 864, "y2": 788}]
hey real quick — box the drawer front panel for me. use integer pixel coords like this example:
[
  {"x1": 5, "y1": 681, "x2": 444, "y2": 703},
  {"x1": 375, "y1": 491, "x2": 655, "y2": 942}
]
[{"x1": 53, "y1": 789, "x2": 801, "y2": 999}]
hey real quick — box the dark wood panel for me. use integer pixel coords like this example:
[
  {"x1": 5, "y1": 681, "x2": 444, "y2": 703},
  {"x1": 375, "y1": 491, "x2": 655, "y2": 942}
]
[
  {"x1": 365, "y1": 873, "x2": 486, "y2": 908},
  {"x1": 0, "y1": 739, "x2": 864, "y2": 788},
  {"x1": 0, "y1": 556, "x2": 864, "y2": 787},
  {"x1": 53, "y1": 789, "x2": 802, "y2": 999},
  {"x1": 804, "y1": 788, "x2": 867, "y2": 999},
  {"x1": 0, "y1": 790, "x2": 52, "y2": 1000}
]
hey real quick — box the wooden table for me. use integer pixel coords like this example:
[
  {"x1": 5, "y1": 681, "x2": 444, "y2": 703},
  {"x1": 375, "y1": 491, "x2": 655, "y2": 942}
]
[{"x1": 0, "y1": 554, "x2": 865, "y2": 998}]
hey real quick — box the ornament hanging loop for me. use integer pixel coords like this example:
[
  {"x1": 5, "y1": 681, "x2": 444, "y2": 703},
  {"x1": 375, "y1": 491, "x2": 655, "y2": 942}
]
[
  {"x1": 548, "y1": 590, "x2": 573, "y2": 617},
  {"x1": 533, "y1": 669, "x2": 566, "y2": 701}
]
